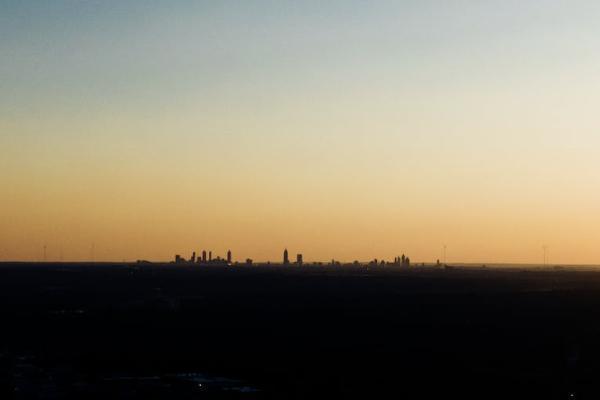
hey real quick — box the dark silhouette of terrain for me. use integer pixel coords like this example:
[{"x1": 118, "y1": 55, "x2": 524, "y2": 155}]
[{"x1": 0, "y1": 263, "x2": 598, "y2": 399}]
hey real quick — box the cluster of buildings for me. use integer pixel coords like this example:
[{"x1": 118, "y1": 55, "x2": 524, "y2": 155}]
[
  {"x1": 365, "y1": 255, "x2": 411, "y2": 267},
  {"x1": 283, "y1": 249, "x2": 303, "y2": 266},
  {"x1": 173, "y1": 248, "x2": 417, "y2": 268},
  {"x1": 174, "y1": 249, "x2": 232, "y2": 266}
]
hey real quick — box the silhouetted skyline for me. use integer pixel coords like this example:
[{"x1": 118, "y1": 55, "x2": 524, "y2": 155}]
[{"x1": 168, "y1": 247, "x2": 423, "y2": 268}]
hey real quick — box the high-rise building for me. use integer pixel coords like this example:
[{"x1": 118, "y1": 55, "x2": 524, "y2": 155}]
[
  {"x1": 296, "y1": 254, "x2": 303, "y2": 266},
  {"x1": 209, "y1": 251, "x2": 212, "y2": 262},
  {"x1": 191, "y1": 252, "x2": 196, "y2": 263},
  {"x1": 202, "y1": 250, "x2": 207, "y2": 262},
  {"x1": 227, "y1": 250, "x2": 232, "y2": 264},
  {"x1": 283, "y1": 249, "x2": 289, "y2": 265}
]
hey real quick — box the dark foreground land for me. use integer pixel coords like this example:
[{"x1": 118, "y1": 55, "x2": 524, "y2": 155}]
[{"x1": 1, "y1": 263, "x2": 600, "y2": 399}]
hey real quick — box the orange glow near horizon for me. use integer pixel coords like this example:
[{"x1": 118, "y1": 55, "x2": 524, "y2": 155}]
[{"x1": 2, "y1": 2, "x2": 600, "y2": 264}]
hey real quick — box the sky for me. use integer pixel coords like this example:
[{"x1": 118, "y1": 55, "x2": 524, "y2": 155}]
[{"x1": 1, "y1": 1, "x2": 600, "y2": 264}]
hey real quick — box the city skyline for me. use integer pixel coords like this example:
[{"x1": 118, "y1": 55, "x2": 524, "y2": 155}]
[
  {"x1": 5, "y1": 243, "x2": 568, "y2": 267},
  {"x1": 3, "y1": 1, "x2": 600, "y2": 264},
  {"x1": 173, "y1": 248, "x2": 410, "y2": 266}
]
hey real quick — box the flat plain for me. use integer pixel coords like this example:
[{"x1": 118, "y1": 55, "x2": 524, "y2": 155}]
[{"x1": 1, "y1": 263, "x2": 599, "y2": 399}]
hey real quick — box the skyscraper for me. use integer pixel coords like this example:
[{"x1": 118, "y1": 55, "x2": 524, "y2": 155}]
[
  {"x1": 227, "y1": 250, "x2": 232, "y2": 264},
  {"x1": 283, "y1": 249, "x2": 289, "y2": 265},
  {"x1": 296, "y1": 254, "x2": 303, "y2": 266},
  {"x1": 202, "y1": 250, "x2": 207, "y2": 262}
]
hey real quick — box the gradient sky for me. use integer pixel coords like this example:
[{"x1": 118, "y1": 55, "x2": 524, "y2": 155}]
[{"x1": 2, "y1": 1, "x2": 600, "y2": 263}]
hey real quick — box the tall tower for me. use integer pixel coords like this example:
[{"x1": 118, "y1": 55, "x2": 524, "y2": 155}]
[
  {"x1": 202, "y1": 250, "x2": 207, "y2": 262},
  {"x1": 283, "y1": 249, "x2": 289, "y2": 265},
  {"x1": 209, "y1": 251, "x2": 212, "y2": 262},
  {"x1": 227, "y1": 250, "x2": 232, "y2": 264}
]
